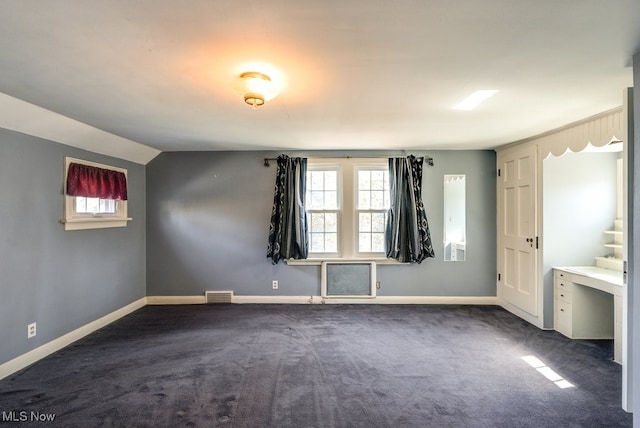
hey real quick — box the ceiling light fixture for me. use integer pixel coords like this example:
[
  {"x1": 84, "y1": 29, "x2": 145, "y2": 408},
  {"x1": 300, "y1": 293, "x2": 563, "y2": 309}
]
[
  {"x1": 237, "y1": 71, "x2": 279, "y2": 108},
  {"x1": 453, "y1": 90, "x2": 499, "y2": 111}
]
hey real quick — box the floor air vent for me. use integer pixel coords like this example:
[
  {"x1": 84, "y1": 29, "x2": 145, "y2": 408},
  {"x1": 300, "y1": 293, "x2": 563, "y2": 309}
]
[{"x1": 205, "y1": 291, "x2": 234, "y2": 304}]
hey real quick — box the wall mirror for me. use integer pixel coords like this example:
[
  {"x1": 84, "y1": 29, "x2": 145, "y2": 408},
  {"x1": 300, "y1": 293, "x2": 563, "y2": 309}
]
[{"x1": 444, "y1": 174, "x2": 466, "y2": 261}]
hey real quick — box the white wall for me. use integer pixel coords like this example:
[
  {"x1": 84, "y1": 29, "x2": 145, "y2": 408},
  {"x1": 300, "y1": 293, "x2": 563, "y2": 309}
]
[
  {"x1": 631, "y1": 53, "x2": 639, "y2": 419},
  {"x1": 542, "y1": 150, "x2": 618, "y2": 327}
]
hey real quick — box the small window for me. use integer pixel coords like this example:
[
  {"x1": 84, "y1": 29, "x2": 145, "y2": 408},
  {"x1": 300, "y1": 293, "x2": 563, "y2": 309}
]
[
  {"x1": 75, "y1": 197, "x2": 116, "y2": 214},
  {"x1": 62, "y1": 157, "x2": 132, "y2": 231}
]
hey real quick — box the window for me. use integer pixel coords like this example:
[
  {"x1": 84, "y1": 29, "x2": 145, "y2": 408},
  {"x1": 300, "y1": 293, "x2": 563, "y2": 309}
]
[
  {"x1": 62, "y1": 157, "x2": 131, "y2": 231},
  {"x1": 356, "y1": 167, "x2": 390, "y2": 253},
  {"x1": 74, "y1": 197, "x2": 116, "y2": 214},
  {"x1": 306, "y1": 168, "x2": 339, "y2": 255},
  {"x1": 306, "y1": 158, "x2": 389, "y2": 259}
]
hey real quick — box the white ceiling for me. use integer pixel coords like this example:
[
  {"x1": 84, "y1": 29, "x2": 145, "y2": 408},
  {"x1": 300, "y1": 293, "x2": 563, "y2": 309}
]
[{"x1": 0, "y1": 0, "x2": 639, "y2": 157}]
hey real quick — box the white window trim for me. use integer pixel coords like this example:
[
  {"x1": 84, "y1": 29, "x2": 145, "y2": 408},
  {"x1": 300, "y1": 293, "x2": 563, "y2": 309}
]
[
  {"x1": 306, "y1": 163, "x2": 342, "y2": 258},
  {"x1": 302, "y1": 157, "x2": 401, "y2": 263},
  {"x1": 61, "y1": 157, "x2": 132, "y2": 231},
  {"x1": 354, "y1": 163, "x2": 390, "y2": 257}
]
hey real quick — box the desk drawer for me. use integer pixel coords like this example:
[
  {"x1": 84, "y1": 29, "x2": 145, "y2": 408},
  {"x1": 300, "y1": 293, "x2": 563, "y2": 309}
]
[
  {"x1": 555, "y1": 279, "x2": 572, "y2": 292},
  {"x1": 554, "y1": 285, "x2": 572, "y2": 303},
  {"x1": 555, "y1": 299, "x2": 572, "y2": 337}
]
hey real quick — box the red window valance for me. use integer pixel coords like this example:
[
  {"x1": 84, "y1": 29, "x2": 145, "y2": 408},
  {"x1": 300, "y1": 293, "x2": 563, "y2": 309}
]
[{"x1": 66, "y1": 162, "x2": 128, "y2": 201}]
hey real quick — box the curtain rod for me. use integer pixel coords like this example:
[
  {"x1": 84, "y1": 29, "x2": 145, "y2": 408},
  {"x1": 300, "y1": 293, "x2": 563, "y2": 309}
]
[{"x1": 263, "y1": 155, "x2": 434, "y2": 167}]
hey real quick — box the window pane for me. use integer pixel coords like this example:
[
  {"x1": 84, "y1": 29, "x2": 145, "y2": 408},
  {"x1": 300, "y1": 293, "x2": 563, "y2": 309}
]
[
  {"x1": 372, "y1": 233, "x2": 386, "y2": 252},
  {"x1": 310, "y1": 191, "x2": 324, "y2": 209},
  {"x1": 75, "y1": 196, "x2": 117, "y2": 214},
  {"x1": 75, "y1": 197, "x2": 87, "y2": 212},
  {"x1": 309, "y1": 212, "x2": 338, "y2": 253},
  {"x1": 325, "y1": 171, "x2": 337, "y2": 191},
  {"x1": 359, "y1": 190, "x2": 371, "y2": 209},
  {"x1": 358, "y1": 212, "x2": 386, "y2": 253},
  {"x1": 371, "y1": 170, "x2": 385, "y2": 190},
  {"x1": 359, "y1": 233, "x2": 371, "y2": 252},
  {"x1": 311, "y1": 213, "x2": 325, "y2": 232},
  {"x1": 324, "y1": 233, "x2": 338, "y2": 253},
  {"x1": 371, "y1": 190, "x2": 385, "y2": 209},
  {"x1": 359, "y1": 213, "x2": 372, "y2": 232},
  {"x1": 86, "y1": 198, "x2": 99, "y2": 213},
  {"x1": 325, "y1": 213, "x2": 337, "y2": 232},
  {"x1": 311, "y1": 233, "x2": 325, "y2": 252},
  {"x1": 307, "y1": 170, "x2": 339, "y2": 210},
  {"x1": 325, "y1": 191, "x2": 338, "y2": 209},
  {"x1": 358, "y1": 169, "x2": 389, "y2": 210},
  {"x1": 358, "y1": 170, "x2": 370, "y2": 190},
  {"x1": 310, "y1": 232, "x2": 339, "y2": 253},
  {"x1": 310, "y1": 171, "x2": 324, "y2": 190},
  {"x1": 98, "y1": 199, "x2": 116, "y2": 213},
  {"x1": 372, "y1": 213, "x2": 386, "y2": 232}
]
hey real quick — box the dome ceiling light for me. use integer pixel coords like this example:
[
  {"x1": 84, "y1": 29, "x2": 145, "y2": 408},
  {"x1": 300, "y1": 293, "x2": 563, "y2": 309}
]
[{"x1": 237, "y1": 71, "x2": 279, "y2": 108}]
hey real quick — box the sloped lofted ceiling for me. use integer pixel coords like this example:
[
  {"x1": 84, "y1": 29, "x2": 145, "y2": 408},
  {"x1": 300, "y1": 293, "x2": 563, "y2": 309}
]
[{"x1": 0, "y1": 0, "x2": 639, "y2": 159}]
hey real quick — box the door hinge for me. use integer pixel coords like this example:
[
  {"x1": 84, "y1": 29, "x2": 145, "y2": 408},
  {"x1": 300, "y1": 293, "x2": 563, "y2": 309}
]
[
  {"x1": 498, "y1": 169, "x2": 501, "y2": 177},
  {"x1": 498, "y1": 273, "x2": 501, "y2": 281},
  {"x1": 535, "y1": 236, "x2": 539, "y2": 249}
]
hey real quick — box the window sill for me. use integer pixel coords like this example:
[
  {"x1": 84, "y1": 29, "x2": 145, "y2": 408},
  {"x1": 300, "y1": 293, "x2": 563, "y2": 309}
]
[
  {"x1": 285, "y1": 258, "x2": 408, "y2": 266},
  {"x1": 61, "y1": 217, "x2": 133, "y2": 231}
]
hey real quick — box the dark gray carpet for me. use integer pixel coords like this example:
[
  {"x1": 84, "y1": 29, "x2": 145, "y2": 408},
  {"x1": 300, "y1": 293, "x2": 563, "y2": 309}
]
[{"x1": 0, "y1": 304, "x2": 632, "y2": 427}]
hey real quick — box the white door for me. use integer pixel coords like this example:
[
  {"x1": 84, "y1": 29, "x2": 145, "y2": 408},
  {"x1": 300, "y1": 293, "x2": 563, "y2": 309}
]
[{"x1": 497, "y1": 145, "x2": 538, "y2": 316}]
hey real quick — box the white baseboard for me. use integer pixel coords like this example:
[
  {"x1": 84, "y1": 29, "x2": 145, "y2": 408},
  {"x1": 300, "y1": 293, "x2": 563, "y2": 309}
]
[
  {"x1": 232, "y1": 295, "x2": 317, "y2": 304},
  {"x1": 334, "y1": 296, "x2": 499, "y2": 305},
  {"x1": 315, "y1": 296, "x2": 498, "y2": 305},
  {"x1": 146, "y1": 295, "x2": 206, "y2": 305},
  {"x1": 145, "y1": 295, "x2": 317, "y2": 304},
  {"x1": 0, "y1": 297, "x2": 146, "y2": 381},
  {"x1": 147, "y1": 295, "x2": 499, "y2": 305},
  {"x1": 231, "y1": 295, "x2": 498, "y2": 305}
]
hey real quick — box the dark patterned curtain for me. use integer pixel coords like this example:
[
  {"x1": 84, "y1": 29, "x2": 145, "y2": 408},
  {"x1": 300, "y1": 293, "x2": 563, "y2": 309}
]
[
  {"x1": 385, "y1": 155, "x2": 435, "y2": 263},
  {"x1": 66, "y1": 163, "x2": 128, "y2": 200},
  {"x1": 267, "y1": 155, "x2": 308, "y2": 264}
]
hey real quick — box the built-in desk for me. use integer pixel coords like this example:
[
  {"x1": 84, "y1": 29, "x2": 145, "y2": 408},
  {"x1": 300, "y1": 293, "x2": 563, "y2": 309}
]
[{"x1": 554, "y1": 267, "x2": 624, "y2": 363}]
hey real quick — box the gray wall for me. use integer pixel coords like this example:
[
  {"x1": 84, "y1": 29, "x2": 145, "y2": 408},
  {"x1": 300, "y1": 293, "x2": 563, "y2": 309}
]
[
  {"x1": 0, "y1": 129, "x2": 146, "y2": 365},
  {"x1": 146, "y1": 150, "x2": 496, "y2": 297}
]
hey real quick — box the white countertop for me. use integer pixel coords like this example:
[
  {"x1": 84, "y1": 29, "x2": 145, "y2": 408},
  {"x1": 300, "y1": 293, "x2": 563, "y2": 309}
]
[{"x1": 555, "y1": 266, "x2": 624, "y2": 294}]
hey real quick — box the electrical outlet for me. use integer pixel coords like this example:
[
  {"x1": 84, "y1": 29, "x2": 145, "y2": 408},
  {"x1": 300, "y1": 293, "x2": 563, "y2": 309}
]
[
  {"x1": 27, "y1": 322, "x2": 36, "y2": 338},
  {"x1": 376, "y1": 281, "x2": 381, "y2": 289},
  {"x1": 272, "y1": 280, "x2": 279, "y2": 290}
]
